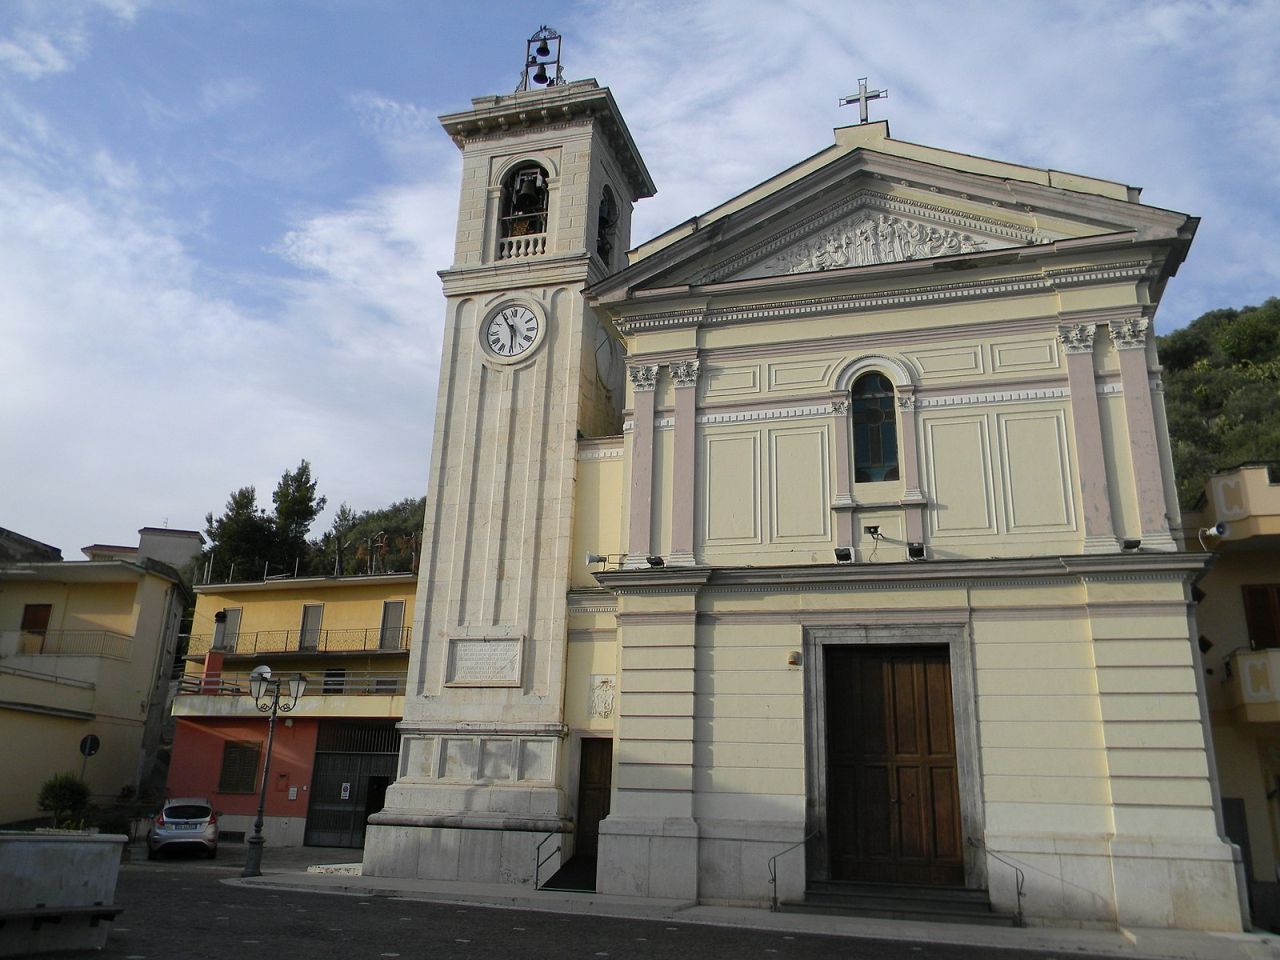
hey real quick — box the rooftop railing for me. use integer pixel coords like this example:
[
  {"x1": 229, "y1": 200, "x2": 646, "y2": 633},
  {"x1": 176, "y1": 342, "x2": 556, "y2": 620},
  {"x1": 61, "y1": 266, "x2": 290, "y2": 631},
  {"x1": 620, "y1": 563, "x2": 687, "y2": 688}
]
[{"x1": 186, "y1": 626, "x2": 411, "y2": 658}]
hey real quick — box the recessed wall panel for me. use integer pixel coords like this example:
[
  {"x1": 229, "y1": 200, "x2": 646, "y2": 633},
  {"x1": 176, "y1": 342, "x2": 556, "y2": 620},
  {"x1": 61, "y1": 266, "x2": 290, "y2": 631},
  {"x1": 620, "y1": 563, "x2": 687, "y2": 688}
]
[
  {"x1": 705, "y1": 433, "x2": 761, "y2": 543},
  {"x1": 925, "y1": 417, "x2": 996, "y2": 535},
  {"x1": 769, "y1": 428, "x2": 830, "y2": 541},
  {"x1": 998, "y1": 411, "x2": 1076, "y2": 531}
]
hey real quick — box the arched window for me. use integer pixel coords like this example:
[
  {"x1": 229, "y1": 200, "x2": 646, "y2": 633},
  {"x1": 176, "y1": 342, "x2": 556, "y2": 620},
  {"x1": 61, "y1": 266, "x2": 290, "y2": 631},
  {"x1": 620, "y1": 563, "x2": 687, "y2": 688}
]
[
  {"x1": 596, "y1": 184, "x2": 618, "y2": 264},
  {"x1": 851, "y1": 372, "x2": 899, "y2": 482},
  {"x1": 500, "y1": 162, "x2": 548, "y2": 239}
]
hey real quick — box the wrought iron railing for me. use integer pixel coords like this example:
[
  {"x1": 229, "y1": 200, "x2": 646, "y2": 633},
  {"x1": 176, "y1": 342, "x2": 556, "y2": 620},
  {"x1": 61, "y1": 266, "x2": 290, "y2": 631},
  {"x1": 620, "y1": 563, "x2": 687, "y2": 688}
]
[
  {"x1": 534, "y1": 831, "x2": 561, "y2": 890},
  {"x1": 967, "y1": 837, "x2": 1026, "y2": 927},
  {"x1": 4, "y1": 629, "x2": 132, "y2": 660},
  {"x1": 767, "y1": 828, "x2": 820, "y2": 912},
  {"x1": 187, "y1": 626, "x2": 411, "y2": 657},
  {"x1": 177, "y1": 668, "x2": 407, "y2": 697}
]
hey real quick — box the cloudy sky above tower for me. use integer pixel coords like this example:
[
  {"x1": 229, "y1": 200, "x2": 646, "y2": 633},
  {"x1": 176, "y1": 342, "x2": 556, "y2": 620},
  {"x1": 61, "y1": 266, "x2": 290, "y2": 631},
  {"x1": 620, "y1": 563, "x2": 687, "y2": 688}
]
[{"x1": 2, "y1": 0, "x2": 1277, "y2": 555}]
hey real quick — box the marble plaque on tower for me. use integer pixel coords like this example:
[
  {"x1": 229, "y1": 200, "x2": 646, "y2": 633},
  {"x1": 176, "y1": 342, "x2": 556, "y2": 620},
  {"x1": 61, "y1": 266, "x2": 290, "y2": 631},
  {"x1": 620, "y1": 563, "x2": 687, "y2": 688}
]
[{"x1": 445, "y1": 636, "x2": 524, "y2": 687}]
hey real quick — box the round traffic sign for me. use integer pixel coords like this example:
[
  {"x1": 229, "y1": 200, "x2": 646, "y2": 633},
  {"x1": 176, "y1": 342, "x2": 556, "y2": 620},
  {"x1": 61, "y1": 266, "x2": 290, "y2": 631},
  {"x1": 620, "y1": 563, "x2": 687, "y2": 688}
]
[{"x1": 79, "y1": 734, "x2": 101, "y2": 758}]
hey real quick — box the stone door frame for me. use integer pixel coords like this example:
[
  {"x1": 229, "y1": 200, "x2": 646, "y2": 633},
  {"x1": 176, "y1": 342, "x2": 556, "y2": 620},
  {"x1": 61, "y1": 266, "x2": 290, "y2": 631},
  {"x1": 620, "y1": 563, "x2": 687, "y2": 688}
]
[{"x1": 802, "y1": 622, "x2": 986, "y2": 890}]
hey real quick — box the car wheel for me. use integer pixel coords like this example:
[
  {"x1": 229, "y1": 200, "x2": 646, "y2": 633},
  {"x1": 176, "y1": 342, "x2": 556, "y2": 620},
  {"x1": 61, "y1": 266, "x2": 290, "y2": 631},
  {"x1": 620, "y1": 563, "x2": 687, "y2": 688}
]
[
  {"x1": 205, "y1": 846, "x2": 217, "y2": 860},
  {"x1": 147, "y1": 846, "x2": 157, "y2": 861}
]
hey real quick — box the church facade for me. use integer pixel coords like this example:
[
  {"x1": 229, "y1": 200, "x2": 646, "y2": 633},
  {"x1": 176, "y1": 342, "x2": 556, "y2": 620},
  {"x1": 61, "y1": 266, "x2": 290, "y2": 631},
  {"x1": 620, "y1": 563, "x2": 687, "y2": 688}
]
[{"x1": 362, "y1": 71, "x2": 1246, "y2": 931}]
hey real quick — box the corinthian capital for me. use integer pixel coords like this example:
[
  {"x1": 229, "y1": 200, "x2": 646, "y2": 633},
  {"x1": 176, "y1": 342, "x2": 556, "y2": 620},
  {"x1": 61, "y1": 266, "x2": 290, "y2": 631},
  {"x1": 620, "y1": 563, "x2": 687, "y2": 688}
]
[
  {"x1": 628, "y1": 363, "x2": 659, "y2": 392},
  {"x1": 670, "y1": 359, "x2": 700, "y2": 389},
  {"x1": 1108, "y1": 317, "x2": 1150, "y2": 351},
  {"x1": 1057, "y1": 323, "x2": 1097, "y2": 355}
]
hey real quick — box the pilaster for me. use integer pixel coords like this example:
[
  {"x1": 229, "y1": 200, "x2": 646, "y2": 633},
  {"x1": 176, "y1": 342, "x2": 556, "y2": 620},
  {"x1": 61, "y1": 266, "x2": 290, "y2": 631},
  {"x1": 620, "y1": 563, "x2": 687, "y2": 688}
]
[
  {"x1": 830, "y1": 397, "x2": 854, "y2": 548},
  {"x1": 594, "y1": 567, "x2": 709, "y2": 900},
  {"x1": 668, "y1": 359, "x2": 700, "y2": 566},
  {"x1": 1057, "y1": 322, "x2": 1117, "y2": 552},
  {"x1": 1109, "y1": 317, "x2": 1174, "y2": 551},
  {"x1": 624, "y1": 364, "x2": 659, "y2": 569}
]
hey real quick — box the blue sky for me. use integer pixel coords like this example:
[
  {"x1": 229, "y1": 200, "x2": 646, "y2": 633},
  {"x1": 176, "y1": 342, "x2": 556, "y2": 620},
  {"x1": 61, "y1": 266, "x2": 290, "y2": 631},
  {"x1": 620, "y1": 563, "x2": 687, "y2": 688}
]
[{"x1": 2, "y1": 0, "x2": 1278, "y2": 555}]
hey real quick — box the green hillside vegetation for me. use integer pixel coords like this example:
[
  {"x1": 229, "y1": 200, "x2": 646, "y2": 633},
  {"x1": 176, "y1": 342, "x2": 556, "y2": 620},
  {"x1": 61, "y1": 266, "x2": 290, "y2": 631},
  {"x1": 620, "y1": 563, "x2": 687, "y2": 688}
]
[
  {"x1": 201, "y1": 459, "x2": 424, "y2": 582},
  {"x1": 1158, "y1": 297, "x2": 1280, "y2": 506}
]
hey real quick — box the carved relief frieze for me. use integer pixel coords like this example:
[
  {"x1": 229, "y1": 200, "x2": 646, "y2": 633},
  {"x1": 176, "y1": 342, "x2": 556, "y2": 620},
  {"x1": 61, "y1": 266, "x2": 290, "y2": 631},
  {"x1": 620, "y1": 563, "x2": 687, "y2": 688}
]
[
  {"x1": 831, "y1": 398, "x2": 850, "y2": 415},
  {"x1": 1108, "y1": 317, "x2": 1150, "y2": 350},
  {"x1": 670, "y1": 359, "x2": 700, "y2": 388},
  {"x1": 628, "y1": 363, "x2": 659, "y2": 392},
  {"x1": 896, "y1": 395, "x2": 917, "y2": 411},
  {"x1": 708, "y1": 191, "x2": 1049, "y2": 283},
  {"x1": 1057, "y1": 322, "x2": 1097, "y2": 355}
]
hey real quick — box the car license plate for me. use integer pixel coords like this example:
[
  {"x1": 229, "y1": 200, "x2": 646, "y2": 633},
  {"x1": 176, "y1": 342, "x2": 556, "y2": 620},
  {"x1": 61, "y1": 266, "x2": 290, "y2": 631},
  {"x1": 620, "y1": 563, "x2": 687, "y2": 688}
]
[{"x1": 176, "y1": 823, "x2": 198, "y2": 830}]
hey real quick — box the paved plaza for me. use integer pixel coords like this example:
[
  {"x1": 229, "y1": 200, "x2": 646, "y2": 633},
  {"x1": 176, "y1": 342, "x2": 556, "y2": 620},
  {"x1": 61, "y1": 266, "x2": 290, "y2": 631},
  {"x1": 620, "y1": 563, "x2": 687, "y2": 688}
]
[{"x1": 80, "y1": 845, "x2": 1280, "y2": 960}]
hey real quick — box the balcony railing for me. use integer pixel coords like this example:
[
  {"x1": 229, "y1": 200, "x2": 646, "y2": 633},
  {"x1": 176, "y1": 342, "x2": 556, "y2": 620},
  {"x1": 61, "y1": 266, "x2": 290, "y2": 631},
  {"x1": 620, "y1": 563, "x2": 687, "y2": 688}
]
[
  {"x1": 0, "y1": 629, "x2": 131, "y2": 660},
  {"x1": 188, "y1": 626, "x2": 411, "y2": 658},
  {"x1": 177, "y1": 669, "x2": 406, "y2": 697},
  {"x1": 497, "y1": 233, "x2": 546, "y2": 260}
]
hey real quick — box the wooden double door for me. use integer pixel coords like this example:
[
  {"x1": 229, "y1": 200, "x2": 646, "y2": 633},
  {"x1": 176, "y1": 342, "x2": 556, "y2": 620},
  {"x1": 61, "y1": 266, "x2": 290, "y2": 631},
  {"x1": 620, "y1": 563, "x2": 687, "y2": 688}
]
[{"x1": 825, "y1": 645, "x2": 964, "y2": 886}]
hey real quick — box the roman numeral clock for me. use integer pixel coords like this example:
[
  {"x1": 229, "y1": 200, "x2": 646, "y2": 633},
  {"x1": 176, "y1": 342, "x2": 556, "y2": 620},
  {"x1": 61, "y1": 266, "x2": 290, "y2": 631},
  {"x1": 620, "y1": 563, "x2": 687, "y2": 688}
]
[{"x1": 482, "y1": 302, "x2": 544, "y2": 361}]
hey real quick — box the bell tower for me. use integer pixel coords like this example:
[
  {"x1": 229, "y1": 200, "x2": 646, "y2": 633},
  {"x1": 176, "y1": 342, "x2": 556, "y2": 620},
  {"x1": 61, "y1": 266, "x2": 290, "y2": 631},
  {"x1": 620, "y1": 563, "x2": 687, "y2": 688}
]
[{"x1": 362, "y1": 32, "x2": 654, "y2": 884}]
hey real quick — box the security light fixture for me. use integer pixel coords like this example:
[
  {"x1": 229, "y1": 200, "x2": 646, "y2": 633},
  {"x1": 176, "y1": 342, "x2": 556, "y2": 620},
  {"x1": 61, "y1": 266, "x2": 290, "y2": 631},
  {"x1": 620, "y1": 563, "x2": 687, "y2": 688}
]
[
  {"x1": 646, "y1": 555, "x2": 665, "y2": 568},
  {"x1": 834, "y1": 547, "x2": 853, "y2": 563},
  {"x1": 907, "y1": 542, "x2": 926, "y2": 561},
  {"x1": 1122, "y1": 538, "x2": 1142, "y2": 551},
  {"x1": 1197, "y1": 522, "x2": 1229, "y2": 551}
]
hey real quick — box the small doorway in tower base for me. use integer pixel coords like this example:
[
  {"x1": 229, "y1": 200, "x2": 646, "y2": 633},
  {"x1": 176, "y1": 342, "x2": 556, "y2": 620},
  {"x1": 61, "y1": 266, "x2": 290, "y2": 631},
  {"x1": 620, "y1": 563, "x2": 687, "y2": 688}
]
[
  {"x1": 542, "y1": 737, "x2": 612, "y2": 891},
  {"x1": 824, "y1": 645, "x2": 964, "y2": 886}
]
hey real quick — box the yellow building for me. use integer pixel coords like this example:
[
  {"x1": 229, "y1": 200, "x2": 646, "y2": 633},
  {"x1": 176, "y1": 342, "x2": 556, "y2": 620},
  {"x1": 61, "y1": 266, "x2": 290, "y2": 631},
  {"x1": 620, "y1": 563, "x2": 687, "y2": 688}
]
[
  {"x1": 359, "y1": 56, "x2": 1246, "y2": 933},
  {"x1": 0, "y1": 527, "x2": 199, "y2": 825},
  {"x1": 169, "y1": 573, "x2": 415, "y2": 848},
  {"x1": 1185, "y1": 463, "x2": 1280, "y2": 928}
]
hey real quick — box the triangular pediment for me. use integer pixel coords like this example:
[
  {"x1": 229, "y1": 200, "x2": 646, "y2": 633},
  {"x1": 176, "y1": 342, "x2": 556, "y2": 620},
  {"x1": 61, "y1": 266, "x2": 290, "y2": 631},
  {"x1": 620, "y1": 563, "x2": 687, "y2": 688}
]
[
  {"x1": 700, "y1": 189, "x2": 1050, "y2": 283},
  {"x1": 587, "y1": 137, "x2": 1193, "y2": 308}
]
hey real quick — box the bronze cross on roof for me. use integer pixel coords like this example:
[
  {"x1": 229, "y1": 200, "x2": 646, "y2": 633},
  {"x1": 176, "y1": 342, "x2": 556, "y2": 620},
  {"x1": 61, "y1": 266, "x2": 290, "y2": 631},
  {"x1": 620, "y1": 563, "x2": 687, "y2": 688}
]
[{"x1": 839, "y1": 78, "x2": 888, "y2": 123}]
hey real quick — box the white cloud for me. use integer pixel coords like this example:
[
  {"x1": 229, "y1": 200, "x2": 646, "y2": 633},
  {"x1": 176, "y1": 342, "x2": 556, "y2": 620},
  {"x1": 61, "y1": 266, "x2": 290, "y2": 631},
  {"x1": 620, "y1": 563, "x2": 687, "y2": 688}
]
[
  {"x1": 0, "y1": 0, "x2": 143, "y2": 80},
  {"x1": 199, "y1": 77, "x2": 260, "y2": 115},
  {"x1": 0, "y1": 28, "x2": 83, "y2": 78}
]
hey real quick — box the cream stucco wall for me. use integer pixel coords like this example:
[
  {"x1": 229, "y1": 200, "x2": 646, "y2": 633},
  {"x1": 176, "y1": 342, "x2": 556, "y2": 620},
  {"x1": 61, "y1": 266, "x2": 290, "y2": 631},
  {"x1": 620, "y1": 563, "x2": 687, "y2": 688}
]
[{"x1": 0, "y1": 564, "x2": 184, "y2": 823}]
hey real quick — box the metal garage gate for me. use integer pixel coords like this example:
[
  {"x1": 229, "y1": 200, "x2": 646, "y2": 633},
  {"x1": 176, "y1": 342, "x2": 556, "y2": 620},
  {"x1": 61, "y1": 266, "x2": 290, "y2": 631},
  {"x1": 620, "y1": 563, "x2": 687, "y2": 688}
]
[{"x1": 304, "y1": 720, "x2": 400, "y2": 848}]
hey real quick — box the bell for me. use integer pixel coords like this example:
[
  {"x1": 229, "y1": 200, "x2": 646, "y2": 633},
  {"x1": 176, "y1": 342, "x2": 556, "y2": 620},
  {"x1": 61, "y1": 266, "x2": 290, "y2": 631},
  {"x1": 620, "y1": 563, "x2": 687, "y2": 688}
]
[
  {"x1": 535, "y1": 39, "x2": 551, "y2": 57},
  {"x1": 533, "y1": 64, "x2": 548, "y2": 85}
]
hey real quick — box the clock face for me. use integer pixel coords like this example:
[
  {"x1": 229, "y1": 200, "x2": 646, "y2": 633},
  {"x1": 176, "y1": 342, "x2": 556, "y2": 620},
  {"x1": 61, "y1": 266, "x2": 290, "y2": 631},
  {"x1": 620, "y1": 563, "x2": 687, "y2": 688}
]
[{"x1": 482, "y1": 305, "x2": 541, "y2": 360}]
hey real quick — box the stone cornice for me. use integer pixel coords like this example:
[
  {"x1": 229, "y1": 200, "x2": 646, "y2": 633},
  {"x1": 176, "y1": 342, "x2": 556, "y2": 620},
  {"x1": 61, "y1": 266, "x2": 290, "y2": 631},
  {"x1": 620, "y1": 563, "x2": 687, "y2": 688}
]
[
  {"x1": 593, "y1": 553, "x2": 1206, "y2": 595},
  {"x1": 612, "y1": 260, "x2": 1151, "y2": 334},
  {"x1": 595, "y1": 566, "x2": 714, "y2": 594},
  {"x1": 438, "y1": 82, "x2": 656, "y2": 201}
]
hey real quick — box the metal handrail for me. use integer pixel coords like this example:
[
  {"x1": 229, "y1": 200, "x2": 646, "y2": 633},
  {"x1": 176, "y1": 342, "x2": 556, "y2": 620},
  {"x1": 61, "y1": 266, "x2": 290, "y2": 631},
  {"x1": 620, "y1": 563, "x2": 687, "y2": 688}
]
[
  {"x1": 768, "y1": 828, "x2": 820, "y2": 912},
  {"x1": 967, "y1": 838, "x2": 1025, "y2": 927},
  {"x1": 7, "y1": 629, "x2": 132, "y2": 659},
  {"x1": 178, "y1": 669, "x2": 406, "y2": 696},
  {"x1": 534, "y1": 831, "x2": 561, "y2": 890},
  {"x1": 188, "y1": 626, "x2": 412, "y2": 657}
]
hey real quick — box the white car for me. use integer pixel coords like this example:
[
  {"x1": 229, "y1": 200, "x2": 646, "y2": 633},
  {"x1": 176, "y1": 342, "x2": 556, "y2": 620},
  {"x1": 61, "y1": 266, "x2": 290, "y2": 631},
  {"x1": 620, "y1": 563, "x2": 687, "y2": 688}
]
[{"x1": 147, "y1": 797, "x2": 219, "y2": 859}]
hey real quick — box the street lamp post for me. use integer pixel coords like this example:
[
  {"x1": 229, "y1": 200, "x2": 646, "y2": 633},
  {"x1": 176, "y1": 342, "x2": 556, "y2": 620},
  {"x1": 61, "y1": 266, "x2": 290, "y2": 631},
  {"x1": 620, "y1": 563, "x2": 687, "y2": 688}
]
[{"x1": 242, "y1": 665, "x2": 307, "y2": 878}]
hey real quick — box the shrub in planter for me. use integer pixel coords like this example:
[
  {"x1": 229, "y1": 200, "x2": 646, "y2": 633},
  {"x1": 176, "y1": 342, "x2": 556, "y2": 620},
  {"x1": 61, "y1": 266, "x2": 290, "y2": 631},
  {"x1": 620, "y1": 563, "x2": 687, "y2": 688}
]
[{"x1": 37, "y1": 772, "x2": 91, "y2": 828}]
